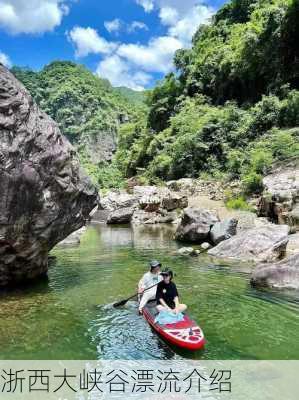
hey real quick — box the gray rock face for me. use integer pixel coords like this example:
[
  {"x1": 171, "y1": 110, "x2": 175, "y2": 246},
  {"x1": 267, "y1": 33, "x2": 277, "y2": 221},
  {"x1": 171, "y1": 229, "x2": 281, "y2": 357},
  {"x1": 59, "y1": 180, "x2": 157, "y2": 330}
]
[
  {"x1": 82, "y1": 129, "x2": 117, "y2": 163},
  {"x1": 107, "y1": 207, "x2": 134, "y2": 224},
  {"x1": 262, "y1": 164, "x2": 299, "y2": 202},
  {"x1": 101, "y1": 185, "x2": 186, "y2": 225},
  {"x1": 175, "y1": 208, "x2": 219, "y2": 243},
  {"x1": 210, "y1": 218, "x2": 238, "y2": 245},
  {"x1": 287, "y1": 233, "x2": 299, "y2": 256},
  {"x1": 257, "y1": 162, "x2": 299, "y2": 231},
  {"x1": 132, "y1": 209, "x2": 177, "y2": 225},
  {"x1": 0, "y1": 65, "x2": 98, "y2": 286},
  {"x1": 251, "y1": 253, "x2": 299, "y2": 289},
  {"x1": 134, "y1": 186, "x2": 188, "y2": 212},
  {"x1": 208, "y1": 225, "x2": 289, "y2": 263},
  {"x1": 100, "y1": 190, "x2": 138, "y2": 211},
  {"x1": 56, "y1": 227, "x2": 87, "y2": 247}
]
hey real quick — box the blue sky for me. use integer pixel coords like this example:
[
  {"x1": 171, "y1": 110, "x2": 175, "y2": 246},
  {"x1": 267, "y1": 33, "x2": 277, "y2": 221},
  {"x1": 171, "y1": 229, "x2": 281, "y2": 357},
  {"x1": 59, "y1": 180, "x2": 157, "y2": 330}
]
[{"x1": 0, "y1": 0, "x2": 227, "y2": 90}]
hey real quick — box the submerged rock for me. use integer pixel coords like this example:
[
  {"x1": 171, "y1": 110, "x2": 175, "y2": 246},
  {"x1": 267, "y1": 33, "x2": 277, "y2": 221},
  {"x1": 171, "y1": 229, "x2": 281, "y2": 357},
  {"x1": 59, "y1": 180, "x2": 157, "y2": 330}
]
[
  {"x1": 56, "y1": 227, "x2": 86, "y2": 247},
  {"x1": 201, "y1": 242, "x2": 211, "y2": 250},
  {"x1": 178, "y1": 247, "x2": 198, "y2": 256},
  {"x1": 175, "y1": 207, "x2": 219, "y2": 243},
  {"x1": 210, "y1": 218, "x2": 238, "y2": 245},
  {"x1": 251, "y1": 253, "x2": 299, "y2": 289},
  {"x1": 208, "y1": 225, "x2": 289, "y2": 263},
  {"x1": 0, "y1": 65, "x2": 98, "y2": 286}
]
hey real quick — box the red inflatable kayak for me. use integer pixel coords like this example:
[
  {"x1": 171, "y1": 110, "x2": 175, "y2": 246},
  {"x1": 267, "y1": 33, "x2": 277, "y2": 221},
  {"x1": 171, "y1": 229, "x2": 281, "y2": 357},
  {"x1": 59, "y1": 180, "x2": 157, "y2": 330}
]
[{"x1": 143, "y1": 301, "x2": 206, "y2": 351}]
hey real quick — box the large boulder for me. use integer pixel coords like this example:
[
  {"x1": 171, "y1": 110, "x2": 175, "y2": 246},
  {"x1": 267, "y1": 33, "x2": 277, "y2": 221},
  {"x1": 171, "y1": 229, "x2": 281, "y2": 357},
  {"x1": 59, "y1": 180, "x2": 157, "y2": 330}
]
[
  {"x1": 251, "y1": 253, "x2": 299, "y2": 289},
  {"x1": 132, "y1": 209, "x2": 177, "y2": 225},
  {"x1": 175, "y1": 208, "x2": 219, "y2": 243},
  {"x1": 210, "y1": 218, "x2": 238, "y2": 245},
  {"x1": 162, "y1": 191, "x2": 188, "y2": 211},
  {"x1": 0, "y1": 65, "x2": 98, "y2": 286},
  {"x1": 100, "y1": 190, "x2": 137, "y2": 211},
  {"x1": 208, "y1": 225, "x2": 289, "y2": 263},
  {"x1": 257, "y1": 162, "x2": 299, "y2": 231},
  {"x1": 134, "y1": 185, "x2": 188, "y2": 212},
  {"x1": 107, "y1": 207, "x2": 134, "y2": 224}
]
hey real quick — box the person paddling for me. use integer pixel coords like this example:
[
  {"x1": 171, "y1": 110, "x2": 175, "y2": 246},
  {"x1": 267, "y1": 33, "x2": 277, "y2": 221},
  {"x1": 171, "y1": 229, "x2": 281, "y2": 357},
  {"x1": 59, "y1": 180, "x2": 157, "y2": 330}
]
[
  {"x1": 138, "y1": 260, "x2": 163, "y2": 314},
  {"x1": 156, "y1": 269, "x2": 187, "y2": 315}
]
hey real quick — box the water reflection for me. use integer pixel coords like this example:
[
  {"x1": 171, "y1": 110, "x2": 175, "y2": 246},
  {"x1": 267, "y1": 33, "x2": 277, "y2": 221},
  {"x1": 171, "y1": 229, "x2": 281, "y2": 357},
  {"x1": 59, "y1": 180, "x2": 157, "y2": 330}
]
[{"x1": 0, "y1": 224, "x2": 298, "y2": 360}]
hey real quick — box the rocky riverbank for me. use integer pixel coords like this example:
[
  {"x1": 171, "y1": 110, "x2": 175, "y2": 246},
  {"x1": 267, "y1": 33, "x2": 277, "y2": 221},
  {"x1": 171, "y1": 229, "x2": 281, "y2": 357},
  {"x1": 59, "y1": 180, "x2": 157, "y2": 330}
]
[
  {"x1": 98, "y1": 185, "x2": 188, "y2": 225},
  {"x1": 92, "y1": 171, "x2": 299, "y2": 291}
]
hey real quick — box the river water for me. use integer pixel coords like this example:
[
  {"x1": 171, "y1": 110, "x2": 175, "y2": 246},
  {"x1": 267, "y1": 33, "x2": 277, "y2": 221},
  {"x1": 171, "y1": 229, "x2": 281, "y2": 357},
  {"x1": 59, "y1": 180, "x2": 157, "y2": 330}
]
[{"x1": 1, "y1": 223, "x2": 299, "y2": 360}]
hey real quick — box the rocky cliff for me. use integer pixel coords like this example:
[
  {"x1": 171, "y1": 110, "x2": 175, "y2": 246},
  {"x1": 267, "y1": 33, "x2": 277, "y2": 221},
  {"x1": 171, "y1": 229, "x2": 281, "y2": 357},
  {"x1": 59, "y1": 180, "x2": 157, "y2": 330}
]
[
  {"x1": 0, "y1": 64, "x2": 98, "y2": 287},
  {"x1": 257, "y1": 160, "x2": 299, "y2": 231}
]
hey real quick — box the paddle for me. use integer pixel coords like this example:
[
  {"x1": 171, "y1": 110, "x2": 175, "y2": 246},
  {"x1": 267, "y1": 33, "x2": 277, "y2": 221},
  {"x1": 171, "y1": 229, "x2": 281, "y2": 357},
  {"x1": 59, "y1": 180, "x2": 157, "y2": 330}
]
[{"x1": 113, "y1": 282, "x2": 159, "y2": 308}]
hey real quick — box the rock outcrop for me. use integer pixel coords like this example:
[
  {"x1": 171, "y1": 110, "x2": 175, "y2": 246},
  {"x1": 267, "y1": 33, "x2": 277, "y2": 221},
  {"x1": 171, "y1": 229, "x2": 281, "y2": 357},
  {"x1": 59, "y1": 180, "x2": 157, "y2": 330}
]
[
  {"x1": 0, "y1": 65, "x2": 98, "y2": 286},
  {"x1": 101, "y1": 185, "x2": 187, "y2": 225},
  {"x1": 175, "y1": 208, "x2": 219, "y2": 243},
  {"x1": 132, "y1": 209, "x2": 177, "y2": 225},
  {"x1": 208, "y1": 225, "x2": 289, "y2": 263},
  {"x1": 107, "y1": 207, "x2": 134, "y2": 224},
  {"x1": 251, "y1": 253, "x2": 299, "y2": 289},
  {"x1": 257, "y1": 161, "x2": 299, "y2": 231},
  {"x1": 210, "y1": 218, "x2": 238, "y2": 245},
  {"x1": 100, "y1": 190, "x2": 138, "y2": 211},
  {"x1": 133, "y1": 186, "x2": 188, "y2": 212},
  {"x1": 287, "y1": 233, "x2": 299, "y2": 256}
]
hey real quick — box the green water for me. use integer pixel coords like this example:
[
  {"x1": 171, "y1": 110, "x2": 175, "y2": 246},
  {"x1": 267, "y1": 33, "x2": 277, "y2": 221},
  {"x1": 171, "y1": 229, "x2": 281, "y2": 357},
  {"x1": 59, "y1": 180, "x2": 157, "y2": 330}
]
[{"x1": 1, "y1": 223, "x2": 299, "y2": 360}]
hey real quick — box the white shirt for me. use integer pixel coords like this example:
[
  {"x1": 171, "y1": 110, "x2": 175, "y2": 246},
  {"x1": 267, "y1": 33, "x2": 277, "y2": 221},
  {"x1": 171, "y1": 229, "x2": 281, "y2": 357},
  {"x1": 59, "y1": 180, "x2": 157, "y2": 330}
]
[{"x1": 138, "y1": 271, "x2": 162, "y2": 290}]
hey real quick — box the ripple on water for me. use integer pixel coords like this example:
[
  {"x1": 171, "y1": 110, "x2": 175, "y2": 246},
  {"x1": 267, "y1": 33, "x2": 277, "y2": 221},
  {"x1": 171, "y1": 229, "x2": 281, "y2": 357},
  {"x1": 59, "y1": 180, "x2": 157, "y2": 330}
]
[{"x1": 0, "y1": 224, "x2": 299, "y2": 360}]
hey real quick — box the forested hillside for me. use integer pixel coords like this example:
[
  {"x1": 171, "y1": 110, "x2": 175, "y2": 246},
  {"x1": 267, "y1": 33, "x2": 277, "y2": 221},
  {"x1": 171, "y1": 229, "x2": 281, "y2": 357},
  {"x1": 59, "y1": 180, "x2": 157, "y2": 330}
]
[
  {"x1": 113, "y1": 0, "x2": 299, "y2": 193},
  {"x1": 12, "y1": 61, "x2": 146, "y2": 188},
  {"x1": 11, "y1": 0, "x2": 299, "y2": 193},
  {"x1": 114, "y1": 87, "x2": 146, "y2": 105}
]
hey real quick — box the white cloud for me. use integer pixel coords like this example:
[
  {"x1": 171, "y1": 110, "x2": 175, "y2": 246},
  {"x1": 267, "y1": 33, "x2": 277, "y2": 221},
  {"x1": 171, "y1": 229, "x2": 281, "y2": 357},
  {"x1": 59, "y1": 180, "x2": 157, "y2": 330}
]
[
  {"x1": 104, "y1": 18, "x2": 122, "y2": 34},
  {"x1": 68, "y1": 26, "x2": 117, "y2": 57},
  {"x1": 96, "y1": 54, "x2": 151, "y2": 91},
  {"x1": 136, "y1": 0, "x2": 214, "y2": 45},
  {"x1": 128, "y1": 21, "x2": 148, "y2": 33},
  {"x1": 117, "y1": 35, "x2": 182, "y2": 73},
  {"x1": 0, "y1": 0, "x2": 69, "y2": 34},
  {"x1": 70, "y1": 0, "x2": 214, "y2": 90},
  {"x1": 159, "y1": 7, "x2": 179, "y2": 26},
  {"x1": 0, "y1": 50, "x2": 11, "y2": 67},
  {"x1": 168, "y1": 5, "x2": 214, "y2": 44},
  {"x1": 136, "y1": 0, "x2": 154, "y2": 12},
  {"x1": 104, "y1": 19, "x2": 148, "y2": 35}
]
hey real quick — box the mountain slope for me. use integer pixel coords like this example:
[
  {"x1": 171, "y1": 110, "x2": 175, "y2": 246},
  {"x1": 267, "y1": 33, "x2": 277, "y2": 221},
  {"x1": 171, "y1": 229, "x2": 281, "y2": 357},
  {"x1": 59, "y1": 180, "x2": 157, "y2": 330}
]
[
  {"x1": 114, "y1": 87, "x2": 147, "y2": 105},
  {"x1": 12, "y1": 61, "x2": 147, "y2": 188},
  {"x1": 12, "y1": 61, "x2": 134, "y2": 162}
]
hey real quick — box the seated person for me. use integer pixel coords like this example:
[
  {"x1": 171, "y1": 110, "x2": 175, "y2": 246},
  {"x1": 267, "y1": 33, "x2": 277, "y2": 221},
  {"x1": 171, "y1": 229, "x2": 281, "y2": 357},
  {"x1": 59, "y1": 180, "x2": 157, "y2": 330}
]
[
  {"x1": 138, "y1": 260, "x2": 163, "y2": 314},
  {"x1": 156, "y1": 269, "x2": 187, "y2": 315}
]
